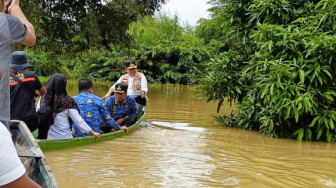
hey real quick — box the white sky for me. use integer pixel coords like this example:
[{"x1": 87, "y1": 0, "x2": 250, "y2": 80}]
[{"x1": 158, "y1": 0, "x2": 212, "y2": 26}]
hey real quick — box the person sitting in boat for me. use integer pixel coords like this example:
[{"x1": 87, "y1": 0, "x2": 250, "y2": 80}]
[
  {"x1": 72, "y1": 79, "x2": 128, "y2": 136},
  {"x1": 103, "y1": 60, "x2": 148, "y2": 113},
  {"x1": 9, "y1": 51, "x2": 47, "y2": 134},
  {"x1": 37, "y1": 74, "x2": 101, "y2": 140},
  {"x1": 103, "y1": 83, "x2": 137, "y2": 132}
]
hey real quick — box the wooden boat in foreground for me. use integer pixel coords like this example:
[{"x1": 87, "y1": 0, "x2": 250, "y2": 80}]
[
  {"x1": 34, "y1": 108, "x2": 146, "y2": 150},
  {"x1": 9, "y1": 120, "x2": 59, "y2": 188}
]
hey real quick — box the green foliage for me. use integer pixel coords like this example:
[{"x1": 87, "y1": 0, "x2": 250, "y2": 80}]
[
  {"x1": 26, "y1": 46, "x2": 128, "y2": 81},
  {"x1": 200, "y1": 50, "x2": 246, "y2": 110},
  {"x1": 25, "y1": 49, "x2": 58, "y2": 76},
  {"x1": 201, "y1": 0, "x2": 336, "y2": 142},
  {"x1": 25, "y1": 13, "x2": 212, "y2": 84},
  {"x1": 127, "y1": 15, "x2": 212, "y2": 84},
  {"x1": 69, "y1": 46, "x2": 129, "y2": 81},
  {"x1": 22, "y1": 0, "x2": 167, "y2": 53}
]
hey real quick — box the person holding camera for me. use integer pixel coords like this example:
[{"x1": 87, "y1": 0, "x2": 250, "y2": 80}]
[{"x1": 0, "y1": 0, "x2": 36, "y2": 129}]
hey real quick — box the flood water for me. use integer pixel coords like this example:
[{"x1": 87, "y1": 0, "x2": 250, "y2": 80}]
[{"x1": 44, "y1": 81, "x2": 336, "y2": 187}]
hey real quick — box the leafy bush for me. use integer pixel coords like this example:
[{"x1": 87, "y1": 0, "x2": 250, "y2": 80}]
[
  {"x1": 201, "y1": 0, "x2": 336, "y2": 141},
  {"x1": 127, "y1": 15, "x2": 212, "y2": 84}
]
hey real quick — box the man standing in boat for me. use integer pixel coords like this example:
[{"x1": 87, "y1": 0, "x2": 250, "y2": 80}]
[
  {"x1": 0, "y1": 0, "x2": 36, "y2": 130},
  {"x1": 72, "y1": 79, "x2": 128, "y2": 136},
  {"x1": 103, "y1": 60, "x2": 148, "y2": 112},
  {"x1": 103, "y1": 83, "x2": 138, "y2": 131},
  {"x1": 9, "y1": 51, "x2": 47, "y2": 132}
]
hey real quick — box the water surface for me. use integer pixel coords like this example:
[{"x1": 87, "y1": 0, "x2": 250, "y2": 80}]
[{"x1": 44, "y1": 82, "x2": 336, "y2": 187}]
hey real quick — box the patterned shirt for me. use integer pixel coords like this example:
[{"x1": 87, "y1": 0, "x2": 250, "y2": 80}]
[
  {"x1": 72, "y1": 92, "x2": 119, "y2": 137},
  {"x1": 105, "y1": 95, "x2": 137, "y2": 120}
]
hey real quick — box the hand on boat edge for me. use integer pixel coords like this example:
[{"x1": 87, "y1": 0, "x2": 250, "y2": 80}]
[
  {"x1": 120, "y1": 126, "x2": 128, "y2": 133},
  {"x1": 90, "y1": 130, "x2": 101, "y2": 141}
]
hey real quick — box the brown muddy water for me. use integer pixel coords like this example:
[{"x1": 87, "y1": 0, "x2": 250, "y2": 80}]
[{"x1": 44, "y1": 81, "x2": 336, "y2": 187}]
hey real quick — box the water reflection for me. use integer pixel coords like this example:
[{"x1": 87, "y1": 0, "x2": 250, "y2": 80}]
[{"x1": 44, "y1": 83, "x2": 336, "y2": 187}]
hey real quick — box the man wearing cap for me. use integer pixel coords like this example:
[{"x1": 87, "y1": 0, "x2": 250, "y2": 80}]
[
  {"x1": 9, "y1": 51, "x2": 46, "y2": 132},
  {"x1": 104, "y1": 83, "x2": 138, "y2": 130},
  {"x1": 72, "y1": 79, "x2": 128, "y2": 136},
  {"x1": 103, "y1": 60, "x2": 148, "y2": 100},
  {"x1": 0, "y1": 0, "x2": 36, "y2": 129}
]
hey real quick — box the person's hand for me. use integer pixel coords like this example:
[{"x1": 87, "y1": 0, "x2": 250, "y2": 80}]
[
  {"x1": 92, "y1": 131, "x2": 101, "y2": 141},
  {"x1": 141, "y1": 91, "x2": 146, "y2": 98},
  {"x1": 8, "y1": 0, "x2": 19, "y2": 14},
  {"x1": 116, "y1": 118, "x2": 123, "y2": 125},
  {"x1": 102, "y1": 94, "x2": 110, "y2": 100},
  {"x1": 120, "y1": 126, "x2": 128, "y2": 133}
]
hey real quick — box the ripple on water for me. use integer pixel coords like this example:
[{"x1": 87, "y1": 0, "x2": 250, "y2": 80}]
[{"x1": 44, "y1": 84, "x2": 336, "y2": 187}]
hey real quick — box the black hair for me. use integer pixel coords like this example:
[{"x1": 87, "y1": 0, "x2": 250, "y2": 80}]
[
  {"x1": 78, "y1": 79, "x2": 93, "y2": 92},
  {"x1": 46, "y1": 73, "x2": 67, "y2": 96}
]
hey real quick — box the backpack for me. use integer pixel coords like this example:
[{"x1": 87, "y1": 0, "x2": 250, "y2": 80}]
[
  {"x1": 36, "y1": 106, "x2": 53, "y2": 139},
  {"x1": 37, "y1": 107, "x2": 53, "y2": 124}
]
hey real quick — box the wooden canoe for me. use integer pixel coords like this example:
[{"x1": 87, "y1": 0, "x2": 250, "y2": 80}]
[
  {"x1": 34, "y1": 108, "x2": 146, "y2": 150},
  {"x1": 9, "y1": 120, "x2": 59, "y2": 188}
]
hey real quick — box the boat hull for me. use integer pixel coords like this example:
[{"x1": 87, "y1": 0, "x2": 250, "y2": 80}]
[
  {"x1": 35, "y1": 108, "x2": 146, "y2": 150},
  {"x1": 9, "y1": 120, "x2": 59, "y2": 188}
]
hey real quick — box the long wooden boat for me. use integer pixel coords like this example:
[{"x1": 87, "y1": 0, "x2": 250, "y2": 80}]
[
  {"x1": 9, "y1": 120, "x2": 59, "y2": 188},
  {"x1": 34, "y1": 108, "x2": 146, "y2": 150}
]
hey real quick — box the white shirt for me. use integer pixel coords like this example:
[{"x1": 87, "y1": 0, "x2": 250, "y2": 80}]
[
  {"x1": 48, "y1": 109, "x2": 92, "y2": 139},
  {"x1": 111, "y1": 73, "x2": 148, "y2": 95},
  {"x1": 0, "y1": 123, "x2": 26, "y2": 186}
]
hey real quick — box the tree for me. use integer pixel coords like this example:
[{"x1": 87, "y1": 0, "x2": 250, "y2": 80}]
[
  {"x1": 127, "y1": 15, "x2": 211, "y2": 84},
  {"x1": 22, "y1": 0, "x2": 167, "y2": 52},
  {"x1": 201, "y1": 0, "x2": 336, "y2": 141}
]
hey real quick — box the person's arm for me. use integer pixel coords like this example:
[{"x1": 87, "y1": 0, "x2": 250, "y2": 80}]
[
  {"x1": 35, "y1": 86, "x2": 46, "y2": 96},
  {"x1": 140, "y1": 74, "x2": 148, "y2": 98},
  {"x1": 103, "y1": 88, "x2": 114, "y2": 100},
  {"x1": 34, "y1": 76, "x2": 46, "y2": 96},
  {"x1": 119, "y1": 125, "x2": 128, "y2": 133},
  {"x1": 115, "y1": 118, "x2": 129, "y2": 133},
  {"x1": 99, "y1": 103, "x2": 120, "y2": 130},
  {"x1": 1, "y1": 174, "x2": 41, "y2": 188},
  {"x1": 116, "y1": 116, "x2": 128, "y2": 125},
  {"x1": 103, "y1": 77, "x2": 122, "y2": 99},
  {"x1": 68, "y1": 109, "x2": 101, "y2": 141},
  {"x1": 8, "y1": 0, "x2": 36, "y2": 47},
  {"x1": 87, "y1": 130, "x2": 101, "y2": 141}
]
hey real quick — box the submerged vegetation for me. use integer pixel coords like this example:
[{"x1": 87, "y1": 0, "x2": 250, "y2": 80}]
[{"x1": 23, "y1": 0, "x2": 336, "y2": 142}]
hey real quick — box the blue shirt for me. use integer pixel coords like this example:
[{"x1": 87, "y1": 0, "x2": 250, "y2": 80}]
[
  {"x1": 105, "y1": 95, "x2": 137, "y2": 120},
  {"x1": 72, "y1": 92, "x2": 119, "y2": 137}
]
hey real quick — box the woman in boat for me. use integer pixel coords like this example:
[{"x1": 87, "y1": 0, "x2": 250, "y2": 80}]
[{"x1": 38, "y1": 73, "x2": 100, "y2": 140}]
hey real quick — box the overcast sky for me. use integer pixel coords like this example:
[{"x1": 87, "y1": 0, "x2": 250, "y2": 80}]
[{"x1": 158, "y1": 0, "x2": 212, "y2": 26}]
